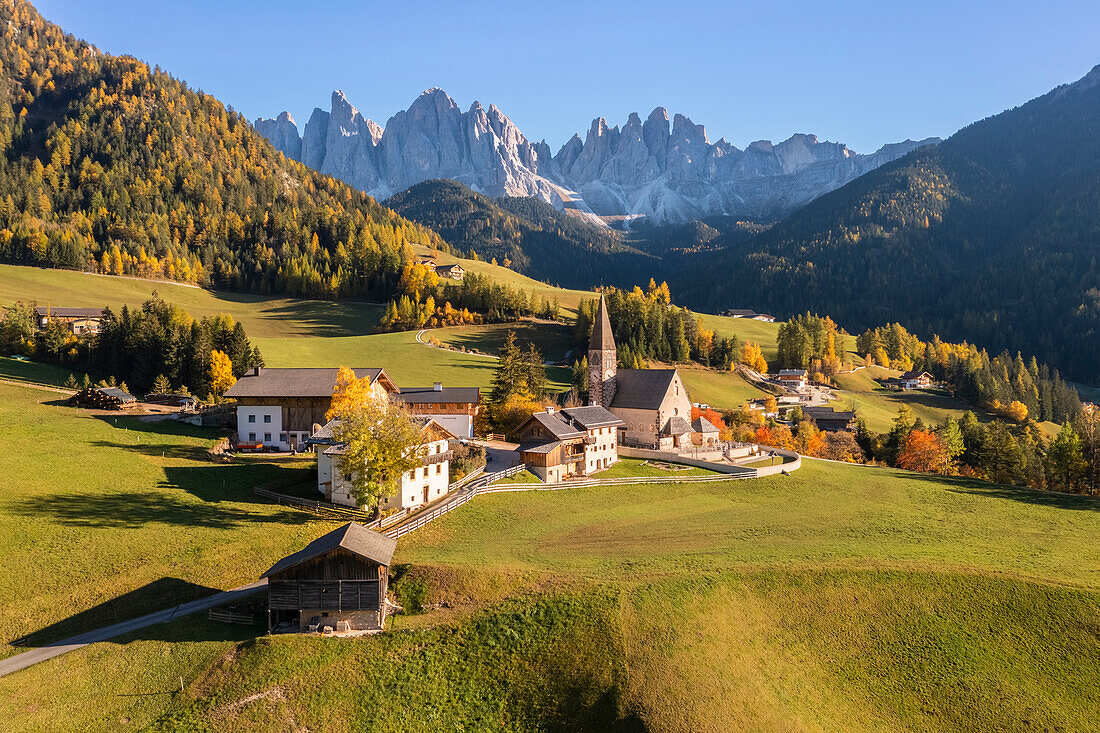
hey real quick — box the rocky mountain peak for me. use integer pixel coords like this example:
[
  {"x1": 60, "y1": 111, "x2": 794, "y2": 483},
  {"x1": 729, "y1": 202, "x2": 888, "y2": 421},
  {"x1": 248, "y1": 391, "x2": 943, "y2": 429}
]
[{"x1": 254, "y1": 88, "x2": 940, "y2": 224}]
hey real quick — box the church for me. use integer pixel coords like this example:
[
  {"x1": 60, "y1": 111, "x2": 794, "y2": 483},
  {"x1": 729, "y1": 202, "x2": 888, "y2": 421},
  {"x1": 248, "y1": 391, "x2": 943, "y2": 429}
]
[{"x1": 588, "y1": 296, "x2": 694, "y2": 450}]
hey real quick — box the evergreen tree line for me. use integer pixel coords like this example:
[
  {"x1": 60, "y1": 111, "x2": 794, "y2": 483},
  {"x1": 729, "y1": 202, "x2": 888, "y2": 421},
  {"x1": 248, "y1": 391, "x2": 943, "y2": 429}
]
[
  {"x1": 0, "y1": 295, "x2": 261, "y2": 397},
  {"x1": 856, "y1": 322, "x2": 1080, "y2": 424},
  {"x1": 573, "y1": 282, "x2": 740, "y2": 371},
  {"x1": 379, "y1": 271, "x2": 563, "y2": 331},
  {"x1": 775, "y1": 313, "x2": 848, "y2": 377}
]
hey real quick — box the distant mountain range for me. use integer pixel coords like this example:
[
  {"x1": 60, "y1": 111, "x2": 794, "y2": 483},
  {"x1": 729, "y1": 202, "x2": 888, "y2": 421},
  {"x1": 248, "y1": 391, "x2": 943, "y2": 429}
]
[
  {"x1": 255, "y1": 90, "x2": 938, "y2": 225},
  {"x1": 672, "y1": 65, "x2": 1100, "y2": 382}
]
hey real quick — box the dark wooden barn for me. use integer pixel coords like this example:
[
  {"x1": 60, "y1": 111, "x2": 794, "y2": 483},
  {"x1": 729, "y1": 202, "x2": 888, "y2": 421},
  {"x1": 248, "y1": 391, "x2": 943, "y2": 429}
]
[
  {"x1": 262, "y1": 522, "x2": 397, "y2": 633},
  {"x1": 71, "y1": 387, "x2": 137, "y2": 410}
]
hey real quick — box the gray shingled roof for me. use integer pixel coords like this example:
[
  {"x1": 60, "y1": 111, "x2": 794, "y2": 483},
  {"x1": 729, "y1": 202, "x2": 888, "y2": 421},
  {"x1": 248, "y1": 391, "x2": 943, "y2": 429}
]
[
  {"x1": 662, "y1": 416, "x2": 692, "y2": 435},
  {"x1": 261, "y1": 522, "x2": 397, "y2": 577},
  {"x1": 526, "y1": 411, "x2": 585, "y2": 440},
  {"x1": 609, "y1": 369, "x2": 678, "y2": 410},
  {"x1": 803, "y1": 406, "x2": 857, "y2": 420},
  {"x1": 559, "y1": 405, "x2": 623, "y2": 430},
  {"x1": 97, "y1": 387, "x2": 135, "y2": 402},
  {"x1": 777, "y1": 369, "x2": 808, "y2": 377},
  {"x1": 589, "y1": 295, "x2": 615, "y2": 352},
  {"x1": 692, "y1": 416, "x2": 718, "y2": 433},
  {"x1": 518, "y1": 440, "x2": 563, "y2": 455},
  {"x1": 395, "y1": 386, "x2": 480, "y2": 405},
  {"x1": 224, "y1": 368, "x2": 386, "y2": 398}
]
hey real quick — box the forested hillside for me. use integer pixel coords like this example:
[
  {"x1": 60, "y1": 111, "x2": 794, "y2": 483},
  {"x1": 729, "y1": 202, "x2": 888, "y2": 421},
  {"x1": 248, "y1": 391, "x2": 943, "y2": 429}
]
[
  {"x1": 385, "y1": 179, "x2": 656, "y2": 288},
  {"x1": 674, "y1": 67, "x2": 1100, "y2": 382},
  {"x1": 0, "y1": 0, "x2": 446, "y2": 299}
]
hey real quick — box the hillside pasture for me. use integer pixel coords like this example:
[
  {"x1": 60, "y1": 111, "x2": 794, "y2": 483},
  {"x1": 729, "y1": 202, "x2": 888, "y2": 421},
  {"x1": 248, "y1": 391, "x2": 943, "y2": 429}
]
[
  {"x1": 0, "y1": 383, "x2": 337, "y2": 661},
  {"x1": 0, "y1": 264, "x2": 384, "y2": 338},
  {"x1": 254, "y1": 330, "x2": 571, "y2": 391}
]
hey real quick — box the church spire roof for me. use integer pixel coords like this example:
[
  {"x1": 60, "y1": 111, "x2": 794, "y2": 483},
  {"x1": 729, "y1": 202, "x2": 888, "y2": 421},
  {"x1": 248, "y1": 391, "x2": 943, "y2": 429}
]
[{"x1": 590, "y1": 295, "x2": 615, "y2": 352}]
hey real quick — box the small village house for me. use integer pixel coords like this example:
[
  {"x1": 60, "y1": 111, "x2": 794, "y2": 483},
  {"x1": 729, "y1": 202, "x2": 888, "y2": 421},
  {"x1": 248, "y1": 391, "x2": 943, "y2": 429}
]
[
  {"x1": 516, "y1": 405, "x2": 624, "y2": 483},
  {"x1": 435, "y1": 262, "x2": 465, "y2": 280},
  {"x1": 899, "y1": 370, "x2": 935, "y2": 390},
  {"x1": 312, "y1": 417, "x2": 457, "y2": 511},
  {"x1": 35, "y1": 306, "x2": 107, "y2": 335},
  {"x1": 719, "y1": 308, "x2": 776, "y2": 322},
  {"x1": 224, "y1": 367, "x2": 398, "y2": 451},
  {"x1": 588, "y1": 296, "x2": 694, "y2": 450},
  {"x1": 263, "y1": 522, "x2": 396, "y2": 633},
  {"x1": 803, "y1": 406, "x2": 857, "y2": 432},
  {"x1": 775, "y1": 369, "x2": 809, "y2": 389},
  {"x1": 392, "y1": 383, "x2": 480, "y2": 438}
]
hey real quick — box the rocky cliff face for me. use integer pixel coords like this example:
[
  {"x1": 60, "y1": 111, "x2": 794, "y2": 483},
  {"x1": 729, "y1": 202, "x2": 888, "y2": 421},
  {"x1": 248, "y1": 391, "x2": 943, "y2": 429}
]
[{"x1": 256, "y1": 89, "x2": 938, "y2": 224}]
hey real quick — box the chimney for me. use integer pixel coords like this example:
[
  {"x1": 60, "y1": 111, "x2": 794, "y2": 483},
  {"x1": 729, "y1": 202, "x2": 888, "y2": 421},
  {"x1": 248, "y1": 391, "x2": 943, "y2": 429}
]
[
  {"x1": 545, "y1": 406, "x2": 554, "y2": 414},
  {"x1": 433, "y1": 382, "x2": 443, "y2": 392},
  {"x1": 253, "y1": 366, "x2": 262, "y2": 376}
]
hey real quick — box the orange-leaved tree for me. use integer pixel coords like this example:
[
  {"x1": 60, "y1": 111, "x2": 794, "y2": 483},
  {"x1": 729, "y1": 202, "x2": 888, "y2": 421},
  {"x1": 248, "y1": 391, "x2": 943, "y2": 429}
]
[{"x1": 896, "y1": 429, "x2": 952, "y2": 474}]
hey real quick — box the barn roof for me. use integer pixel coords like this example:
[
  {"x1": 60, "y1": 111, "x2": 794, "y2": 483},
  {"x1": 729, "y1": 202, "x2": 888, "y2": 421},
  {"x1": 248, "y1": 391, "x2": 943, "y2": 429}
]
[
  {"x1": 261, "y1": 522, "x2": 397, "y2": 577},
  {"x1": 224, "y1": 367, "x2": 394, "y2": 398},
  {"x1": 395, "y1": 385, "x2": 480, "y2": 405},
  {"x1": 559, "y1": 405, "x2": 623, "y2": 430},
  {"x1": 97, "y1": 387, "x2": 135, "y2": 402},
  {"x1": 609, "y1": 369, "x2": 678, "y2": 410}
]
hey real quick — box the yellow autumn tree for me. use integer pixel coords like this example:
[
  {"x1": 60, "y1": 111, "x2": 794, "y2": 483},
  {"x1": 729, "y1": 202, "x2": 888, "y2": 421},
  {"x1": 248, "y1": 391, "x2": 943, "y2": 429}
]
[
  {"x1": 740, "y1": 341, "x2": 768, "y2": 374},
  {"x1": 1006, "y1": 400, "x2": 1029, "y2": 423},
  {"x1": 208, "y1": 349, "x2": 235, "y2": 397},
  {"x1": 327, "y1": 365, "x2": 379, "y2": 420}
]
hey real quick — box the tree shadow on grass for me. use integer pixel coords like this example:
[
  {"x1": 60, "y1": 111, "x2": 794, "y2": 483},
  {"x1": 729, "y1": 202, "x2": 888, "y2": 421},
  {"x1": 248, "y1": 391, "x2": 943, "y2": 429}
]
[
  {"x1": 901, "y1": 470, "x2": 1100, "y2": 512},
  {"x1": 9, "y1": 578, "x2": 267, "y2": 650},
  {"x1": 8, "y1": 482, "x2": 312, "y2": 530}
]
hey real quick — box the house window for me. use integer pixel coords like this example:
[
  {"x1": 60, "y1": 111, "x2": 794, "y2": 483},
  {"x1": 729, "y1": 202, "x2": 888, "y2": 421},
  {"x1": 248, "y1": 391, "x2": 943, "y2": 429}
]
[
  {"x1": 280, "y1": 433, "x2": 287, "y2": 443},
  {"x1": 264, "y1": 433, "x2": 272, "y2": 442},
  {"x1": 249, "y1": 433, "x2": 256, "y2": 441},
  {"x1": 436, "y1": 464, "x2": 442, "y2": 475},
  {"x1": 248, "y1": 414, "x2": 256, "y2": 423},
  {"x1": 263, "y1": 415, "x2": 272, "y2": 423}
]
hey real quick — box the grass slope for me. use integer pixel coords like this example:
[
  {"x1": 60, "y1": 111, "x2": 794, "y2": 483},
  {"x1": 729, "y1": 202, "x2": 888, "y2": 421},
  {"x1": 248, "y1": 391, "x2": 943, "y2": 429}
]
[
  {"x1": 253, "y1": 330, "x2": 571, "y2": 391},
  {"x1": 1, "y1": 414, "x2": 1099, "y2": 729},
  {"x1": 0, "y1": 383, "x2": 337, "y2": 659},
  {"x1": 677, "y1": 366, "x2": 768, "y2": 410},
  {"x1": 0, "y1": 264, "x2": 384, "y2": 338}
]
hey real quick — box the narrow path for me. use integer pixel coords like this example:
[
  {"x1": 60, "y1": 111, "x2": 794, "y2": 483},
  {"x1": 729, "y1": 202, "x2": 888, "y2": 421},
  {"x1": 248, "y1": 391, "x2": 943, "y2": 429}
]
[
  {"x1": 0, "y1": 580, "x2": 267, "y2": 678},
  {"x1": 0, "y1": 377, "x2": 74, "y2": 395}
]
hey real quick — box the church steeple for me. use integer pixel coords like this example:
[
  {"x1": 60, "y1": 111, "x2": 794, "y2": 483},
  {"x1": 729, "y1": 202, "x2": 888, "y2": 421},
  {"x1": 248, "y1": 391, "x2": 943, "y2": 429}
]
[{"x1": 588, "y1": 295, "x2": 617, "y2": 408}]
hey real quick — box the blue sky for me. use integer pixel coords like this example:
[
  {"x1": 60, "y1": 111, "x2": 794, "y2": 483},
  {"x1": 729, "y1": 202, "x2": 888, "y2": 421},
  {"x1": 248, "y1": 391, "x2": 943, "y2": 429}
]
[{"x1": 33, "y1": 0, "x2": 1100, "y2": 153}]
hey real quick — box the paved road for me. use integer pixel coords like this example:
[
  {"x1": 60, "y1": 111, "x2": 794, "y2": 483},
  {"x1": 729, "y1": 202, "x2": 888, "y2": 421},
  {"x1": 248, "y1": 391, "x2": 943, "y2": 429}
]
[{"x1": 0, "y1": 580, "x2": 268, "y2": 678}]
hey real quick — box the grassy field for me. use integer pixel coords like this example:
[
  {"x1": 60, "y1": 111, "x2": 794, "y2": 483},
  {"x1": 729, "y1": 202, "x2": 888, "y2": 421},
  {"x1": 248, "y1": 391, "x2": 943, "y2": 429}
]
[
  {"x1": 598, "y1": 457, "x2": 719, "y2": 479},
  {"x1": 429, "y1": 320, "x2": 578, "y2": 363},
  {"x1": 0, "y1": 383, "x2": 338, "y2": 661},
  {"x1": 0, "y1": 264, "x2": 385, "y2": 338},
  {"x1": 409, "y1": 245, "x2": 596, "y2": 314},
  {"x1": 254, "y1": 330, "x2": 571, "y2": 391},
  {"x1": 2, "y1": 384, "x2": 1100, "y2": 729},
  {"x1": 677, "y1": 366, "x2": 769, "y2": 410},
  {"x1": 697, "y1": 313, "x2": 781, "y2": 362}
]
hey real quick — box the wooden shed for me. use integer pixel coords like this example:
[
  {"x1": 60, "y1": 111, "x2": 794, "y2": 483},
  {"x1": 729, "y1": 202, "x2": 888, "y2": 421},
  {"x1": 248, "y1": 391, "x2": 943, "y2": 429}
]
[
  {"x1": 71, "y1": 387, "x2": 137, "y2": 410},
  {"x1": 262, "y1": 522, "x2": 397, "y2": 634}
]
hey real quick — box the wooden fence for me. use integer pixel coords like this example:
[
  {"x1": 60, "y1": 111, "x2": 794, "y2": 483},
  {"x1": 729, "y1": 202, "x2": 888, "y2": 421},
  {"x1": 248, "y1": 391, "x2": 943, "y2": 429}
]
[
  {"x1": 254, "y1": 486, "x2": 377, "y2": 523},
  {"x1": 208, "y1": 608, "x2": 254, "y2": 625},
  {"x1": 383, "y1": 463, "x2": 528, "y2": 540}
]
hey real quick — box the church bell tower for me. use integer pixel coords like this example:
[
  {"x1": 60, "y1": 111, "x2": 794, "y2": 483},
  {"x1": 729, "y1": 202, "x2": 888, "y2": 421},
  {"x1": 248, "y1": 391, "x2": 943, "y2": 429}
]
[{"x1": 588, "y1": 295, "x2": 617, "y2": 408}]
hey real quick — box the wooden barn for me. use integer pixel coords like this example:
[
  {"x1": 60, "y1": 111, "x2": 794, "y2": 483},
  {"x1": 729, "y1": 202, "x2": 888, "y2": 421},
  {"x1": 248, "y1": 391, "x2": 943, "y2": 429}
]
[
  {"x1": 263, "y1": 522, "x2": 397, "y2": 634},
  {"x1": 71, "y1": 387, "x2": 137, "y2": 410}
]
